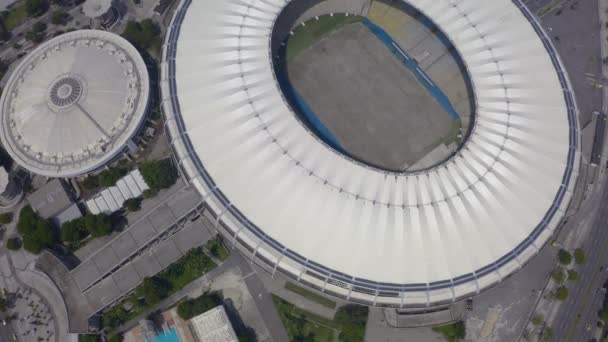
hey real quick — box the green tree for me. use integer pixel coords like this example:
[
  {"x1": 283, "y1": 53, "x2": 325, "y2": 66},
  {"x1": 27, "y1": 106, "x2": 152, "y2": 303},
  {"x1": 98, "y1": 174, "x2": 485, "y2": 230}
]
[
  {"x1": 432, "y1": 321, "x2": 466, "y2": 342},
  {"x1": 123, "y1": 198, "x2": 142, "y2": 212},
  {"x1": 80, "y1": 335, "x2": 100, "y2": 342},
  {"x1": 551, "y1": 268, "x2": 565, "y2": 284},
  {"x1": 176, "y1": 292, "x2": 222, "y2": 320},
  {"x1": 61, "y1": 218, "x2": 86, "y2": 243},
  {"x1": 0, "y1": 212, "x2": 12, "y2": 224},
  {"x1": 5, "y1": 237, "x2": 20, "y2": 250},
  {"x1": 558, "y1": 249, "x2": 572, "y2": 265},
  {"x1": 25, "y1": 21, "x2": 47, "y2": 43},
  {"x1": 98, "y1": 167, "x2": 127, "y2": 187},
  {"x1": 25, "y1": 0, "x2": 49, "y2": 17},
  {"x1": 102, "y1": 306, "x2": 128, "y2": 329},
  {"x1": 84, "y1": 214, "x2": 112, "y2": 237},
  {"x1": 122, "y1": 19, "x2": 160, "y2": 51},
  {"x1": 140, "y1": 159, "x2": 178, "y2": 190},
  {"x1": 554, "y1": 286, "x2": 568, "y2": 301},
  {"x1": 574, "y1": 248, "x2": 585, "y2": 264},
  {"x1": 108, "y1": 335, "x2": 122, "y2": 342},
  {"x1": 567, "y1": 269, "x2": 579, "y2": 281},
  {"x1": 51, "y1": 10, "x2": 70, "y2": 25},
  {"x1": 137, "y1": 277, "x2": 168, "y2": 305},
  {"x1": 82, "y1": 175, "x2": 99, "y2": 190},
  {"x1": 17, "y1": 206, "x2": 56, "y2": 254}
]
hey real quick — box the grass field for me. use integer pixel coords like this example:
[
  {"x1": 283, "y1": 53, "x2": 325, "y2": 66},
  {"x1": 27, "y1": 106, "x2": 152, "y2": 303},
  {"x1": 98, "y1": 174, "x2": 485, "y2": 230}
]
[
  {"x1": 273, "y1": 295, "x2": 336, "y2": 342},
  {"x1": 285, "y1": 282, "x2": 337, "y2": 309},
  {"x1": 272, "y1": 295, "x2": 368, "y2": 342},
  {"x1": 3, "y1": 2, "x2": 28, "y2": 30},
  {"x1": 286, "y1": 14, "x2": 363, "y2": 60}
]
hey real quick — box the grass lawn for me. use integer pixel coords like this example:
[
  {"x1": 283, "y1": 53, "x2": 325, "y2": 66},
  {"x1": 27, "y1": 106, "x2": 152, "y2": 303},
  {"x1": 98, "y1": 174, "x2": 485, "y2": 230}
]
[
  {"x1": 4, "y1": 2, "x2": 28, "y2": 30},
  {"x1": 285, "y1": 282, "x2": 337, "y2": 309},
  {"x1": 272, "y1": 295, "x2": 368, "y2": 342},
  {"x1": 286, "y1": 14, "x2": 364, "y2": 60},
  {"x1": 273, "y1": 295, "x2": 336, "y2": 342}
]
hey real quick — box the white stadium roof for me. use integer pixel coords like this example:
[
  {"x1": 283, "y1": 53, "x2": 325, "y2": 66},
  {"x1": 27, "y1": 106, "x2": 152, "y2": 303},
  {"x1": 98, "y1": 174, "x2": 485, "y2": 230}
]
[
  {"x1": 0, "y1": 30, "x2": 149, "y2": 178},
  {"x1": 161, "y1": 0, "x2": 580, "y2": 307}
]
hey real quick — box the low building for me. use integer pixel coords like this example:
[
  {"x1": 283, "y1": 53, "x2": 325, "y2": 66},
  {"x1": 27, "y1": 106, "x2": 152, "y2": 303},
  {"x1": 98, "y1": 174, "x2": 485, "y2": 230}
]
[
  {"x1": 190, "y1": 306, "x2": 238, "y2": 342},
  {"x1": 27, "y1": 179, "x2": 81, "y2": 226}
]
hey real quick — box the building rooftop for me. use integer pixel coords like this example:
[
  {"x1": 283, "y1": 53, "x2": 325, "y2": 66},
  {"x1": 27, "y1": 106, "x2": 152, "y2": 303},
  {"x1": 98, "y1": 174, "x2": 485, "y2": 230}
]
[
  {"x1": 0, "y1": 30, "x2": 150, "y2": 177},
  {"x1": 27, "y1": 179, "x2": 73, "y2": 219},
  {"x1": 191, "y1": 306, "x2": 238, "y2": 342}
]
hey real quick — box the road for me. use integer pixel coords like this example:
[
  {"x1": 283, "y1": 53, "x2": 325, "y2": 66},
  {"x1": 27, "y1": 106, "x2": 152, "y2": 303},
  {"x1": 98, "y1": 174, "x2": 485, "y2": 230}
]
[{"x1": 549, "y1": 181, "x2": 608, "y2": 341}]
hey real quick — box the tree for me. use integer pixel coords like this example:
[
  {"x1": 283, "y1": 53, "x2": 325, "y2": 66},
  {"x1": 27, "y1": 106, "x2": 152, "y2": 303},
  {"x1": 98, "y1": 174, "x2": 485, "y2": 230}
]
[
  {"x1": 108, "y1": 335, "x2": 122, "y2": 342},
  {"x1": 61, "y1": 218, "x2": 86, "y2": 243},
  {"x1": 122, "y1": 19, "x2": 160, "y2": 51},
  {"x1": 0, "y1": 212, "x2": 12, "y2": 224},
  {"x1": 531, "y1": 314, "x2": 543, "y2": 326},
  {"x1": 137, "y1": 277, "x2": 168, "y2": 305},
  {"x1": 17, "y1": 206, "x2": 56, "y2": 254},
  {"x1": 574, "y1": 248, "x2": 585, "y2": 264},
  {"x1": 51, "y1": 10, "x2": 70, "y2": 25},
  {"x1": 25, "y1": 0, "x2": 49, "y2": 17},
  {"x1": 176, "y1": 292, "x2": 222, "y2": 320},
  {"x1": 600, "y1": 306, "x2": 608, "y2": 322},
  {"x1": 554, "y1": 286, "x2": 568, "y2": 301},
  {"x1": 81, "y1": 335, "x2": 100, "y2": 342},
  {"x1": 567, "y1": 269, "x2": 579, "y2": 281},
  {"x1": 102, "y1": 306, "x2": 128, "y2": 329},
  {"x1": 551, "y1": 268, "x2": 565, "y2": 284},
  {"x1": 432, "y1": 321, "x2": 466, "y2": 342},
  {"x1": 123, "y1": 198, "x2": 142, "y2": 212},
  {"x1": 98, "y1": 167, "x2": 127, "y2": 187},
  {"x1": 84, "y1": 214, "x2": 112, "y2": 238},
  {"x1": 25, "y1": 21, "x2": 47, "y2": 43},
  {"x1": 558, "y1": 249, "x2": 572, "y2": 265},
  {"x1": 81, "y1": 175, "x2": 99, "y2": 190},
  {"x1": 143, "y1": 188, "x2": 158, "y2": 199},
  {"x1": 140, "y1": 159, "x2": 178, "y2": 190},
  {"x1": 6, "y1": 237, "x2": 20, "y2": 250}
]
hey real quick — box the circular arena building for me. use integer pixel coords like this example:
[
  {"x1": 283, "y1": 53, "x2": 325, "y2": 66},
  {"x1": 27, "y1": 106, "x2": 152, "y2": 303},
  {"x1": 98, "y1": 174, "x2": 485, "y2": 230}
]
[
  {"x1": 161, "y1": 0, "x2": 580, "y2": 307},
  {"x1": 0, "y1": 30, "x2": 149, "y2": 178}
]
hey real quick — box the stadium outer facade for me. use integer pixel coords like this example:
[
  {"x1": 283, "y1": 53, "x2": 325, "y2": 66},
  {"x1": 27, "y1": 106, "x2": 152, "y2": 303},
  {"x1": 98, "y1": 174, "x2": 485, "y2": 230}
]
[{"x1": 160, "y1": 0, "x2": 581, "y2": 307}]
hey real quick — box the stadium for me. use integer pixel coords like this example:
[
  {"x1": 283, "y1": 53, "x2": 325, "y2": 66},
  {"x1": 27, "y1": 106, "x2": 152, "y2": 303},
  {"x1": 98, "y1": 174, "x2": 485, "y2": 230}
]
[{"x1": 161, "y1": 0, "x2": 580, "y2": 307}]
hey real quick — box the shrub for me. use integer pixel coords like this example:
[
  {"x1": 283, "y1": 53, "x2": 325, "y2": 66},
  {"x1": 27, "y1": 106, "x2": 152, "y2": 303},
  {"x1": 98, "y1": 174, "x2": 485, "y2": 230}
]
[
  {"x1": 531, "y1": 314, "x2": 543, "y2": 326},
  {"x1": 140, "y1": 159, "x2": 178, "y2": 190},
  {"x1": 51, "y1": 10, "x2": 70, "y2": 25},
  {"x1": 143, "y1": 188, "x2": 158, "y2": 199},
  {"x1": 81, "y1": 335, "x2": 100, "y2": 342},
  {"x1": 567, "y1": 269, "x2": 579, "y2": 281},
  {"x1": 558, "y1": 249, "x2": 572, "y2": 265},
  {"x1": 574, "y1": 248, "x2": 585, "y2": 264},
  {"x1": 6, "y1": 237, "x2": 20, "y2": 250},
  {"x1": 0, "y1": 212, "x2": 12, "y2": 224},
  {"x1": 25, "y1": 21, "x2": 47, "y2": 43},
  {"x1": 102, "y1": 306, "x2": 128, "y2": 329}
]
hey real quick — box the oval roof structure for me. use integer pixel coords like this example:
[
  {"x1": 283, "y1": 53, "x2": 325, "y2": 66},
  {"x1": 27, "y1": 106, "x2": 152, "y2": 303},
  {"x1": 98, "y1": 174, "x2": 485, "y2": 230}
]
[
  {"x1": 161, "y1": 0, "x2": 580, "y2": 306},
  {"x1": 0, "y1": 30, "x2": 149, "y2": 178}
]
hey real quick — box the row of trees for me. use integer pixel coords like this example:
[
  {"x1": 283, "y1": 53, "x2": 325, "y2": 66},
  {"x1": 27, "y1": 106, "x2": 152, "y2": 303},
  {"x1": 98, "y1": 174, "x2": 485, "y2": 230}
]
[{"x1": 60, "y1": 213, "x2": 113, "y2": 245}]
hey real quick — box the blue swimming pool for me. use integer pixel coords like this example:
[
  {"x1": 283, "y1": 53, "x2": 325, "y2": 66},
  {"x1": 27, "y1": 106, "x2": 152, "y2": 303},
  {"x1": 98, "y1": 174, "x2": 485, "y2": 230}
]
[{"x1": 155, "y1": 328, "x2": 180, "y2": 342}]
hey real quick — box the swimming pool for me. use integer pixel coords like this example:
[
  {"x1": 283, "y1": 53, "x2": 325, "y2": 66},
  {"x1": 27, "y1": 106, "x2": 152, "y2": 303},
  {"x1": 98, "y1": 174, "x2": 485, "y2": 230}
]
[{"x1": 155, "y1": 328, "x2": 180, "y2": 342}]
